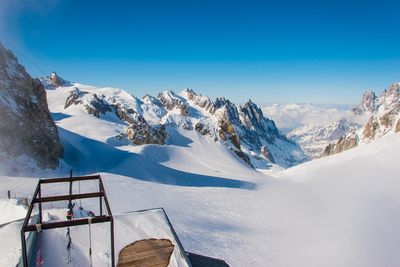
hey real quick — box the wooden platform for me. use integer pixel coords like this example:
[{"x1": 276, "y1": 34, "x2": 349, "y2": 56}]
[{"x1": 117, "y1": 238, "x2": 175, "y2": 267}]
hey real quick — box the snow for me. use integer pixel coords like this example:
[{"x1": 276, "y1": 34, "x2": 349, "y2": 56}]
[
  {"x1": 0, "y1": 199, "x2": 27, "y2": 224},
  {"x1": 0, "y1": 199, "x2": 27, "y2": 267},
  {"x1": 2, "y1": 132, "x2": 399, "y2": 266},
  {"x1": 0, "y1": 220, "x2": 24, "y2": 267},
  {"x1": 1, "y1": 82, "x2": 400, "y2": 266},
  {"x1": 261, "y1": 133, "x2": 400, "y2": 267}
]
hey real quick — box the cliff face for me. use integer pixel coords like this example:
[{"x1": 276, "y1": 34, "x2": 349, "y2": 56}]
[
  {"x1": 321, "y1": 83, "x2": 400, "y2": 157},
  {"x1": 0, "y1": 44, "x2": 63, "y2": 169}
]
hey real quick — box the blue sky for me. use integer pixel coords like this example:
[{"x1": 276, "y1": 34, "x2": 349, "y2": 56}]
[{"x1": 1, "y1": 0, "x2": 400, "y2": 104}]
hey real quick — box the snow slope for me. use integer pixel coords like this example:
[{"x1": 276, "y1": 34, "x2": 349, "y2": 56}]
[
  {"x1": 46, "y1": 84, "x2": 261, "y2": 188},
  {"x1": 0, "y1": 200, "x2": 27, "y2": 267},
  {"x1": 1, "y1": 129, "x2": 400, "y2": 266},
  {"x1": 259, "y1": 133, "x2": 400, "y2": 266}
]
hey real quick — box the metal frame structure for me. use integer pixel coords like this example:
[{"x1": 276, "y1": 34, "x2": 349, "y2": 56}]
[{"x1": 20, "y1": 174, "x2": 115, "y2": 267}]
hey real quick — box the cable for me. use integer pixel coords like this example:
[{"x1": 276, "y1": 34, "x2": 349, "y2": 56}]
[
  {"x1": 66, "y1": 227, "x2": 72, "y2": 265},
  {"x1": 88, "y1": 217, "x2": 93, "y2": 267},
  {"x1": 18, "y1": 52, "x2": 49, "y2": 77}
]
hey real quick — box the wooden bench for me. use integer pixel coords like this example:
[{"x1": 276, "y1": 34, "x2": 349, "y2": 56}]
[{"x1": 117, "y1": 239, "x2": 175, "y2": 267}]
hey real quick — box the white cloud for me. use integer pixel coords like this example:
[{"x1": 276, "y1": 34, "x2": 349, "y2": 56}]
[{"x1": 262, "y1": 103, "x2": 370, "y2": 132}]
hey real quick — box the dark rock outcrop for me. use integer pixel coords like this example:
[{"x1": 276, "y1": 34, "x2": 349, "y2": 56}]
[
  {"x1": 195, "y1": 122, "x2": 212, "y2": 136},
  {"x1": 0, "y1": 44, "x2": 63, "y2": 169},
  {"x1": 321, "y1": 133, "x2": 358, "y2": 157},
  {"x1": 233, "y1": 150, "x2": 252, "y2": 166},
  {"x1": 363, "y1": 116, "x2": 379, "y2": 140},
  {"x1": 261, "y1": 145, "x2": 275, "y2": 163},
  {"x1": 127, "y1": 122, "x2": 166, "y2": 145},
  {"x1": 64, "y1": 87, "x2": 87, "y2": 108},
  {"x1": 395, "y1": 119, "x2": 400, "y2": 133}
]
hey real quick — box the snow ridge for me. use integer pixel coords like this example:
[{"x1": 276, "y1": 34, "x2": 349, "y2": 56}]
[{"x1": 46, "y1": 78, "x2": 307, "y2": 168}]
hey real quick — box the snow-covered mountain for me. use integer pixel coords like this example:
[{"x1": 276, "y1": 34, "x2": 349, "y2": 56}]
[
  {"x1": 0, "y1": 44, "x2": 63, "y2": 172},
  {"x1": 287, "y1": 119, "x2": 360, "y2": 158},
  {"x1": 262, "y1": 103, "x2": 367, "y2": 158},
  {"x1": 45, "y1": 80, "x2": 307, "y2": 169},
  {"x1": 39, "y1": 71, "x2": 71, "y2": 89},
  {"x1": 322, "y1": 83, "x2": 400, "y2": 156}
]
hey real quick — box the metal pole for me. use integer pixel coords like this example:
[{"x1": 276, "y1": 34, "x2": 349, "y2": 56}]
[
  {"x1": 110, "y1": 218, "x2": 115, "y2": 267},
  {"x1": 38, "y1": 183, "x2": 42, "y2": 223},
  {"x1": 99, "y1": 180, "x2": 103, "y2": 216},
  {"x1": 21, "y1": 230, "x2": 28, "y2": 267},
  {"x1": 69, "y1": 180, "x2": 73, "y2": 211}
]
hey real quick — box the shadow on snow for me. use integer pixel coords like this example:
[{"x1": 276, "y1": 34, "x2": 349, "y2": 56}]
[{"x1": 58, "y1": 127, "x2": 256, "y2": 190}]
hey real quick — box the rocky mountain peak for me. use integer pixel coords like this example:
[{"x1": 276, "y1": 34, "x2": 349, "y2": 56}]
[
  {"x1": 240, "y1": 100, "x2": 266, "y2": 129},
  {"x1": 50, "y1": 72, "x2": 61, "y2": 87},
  {"x1": 379, "y1": 82, "x2": 400, "y2": 111},
  {"x1": 352, "y1": 90, "x2": 377, "y2": 114},
  {"x1": 243, "y1": 99, "x2": 255, "y2": 107},
  {"x1": 184, "y1": 88, "x2": 215, "y2": 114},
  {"x1": 388, "y1": 82, "x2": 400, "y2": 95},
  {"x1": 40, "y1": 71, "x2": 71, "y2": 89},
  {"x1": 157, "y1": 90, "x2": 189, "y2": 116}
]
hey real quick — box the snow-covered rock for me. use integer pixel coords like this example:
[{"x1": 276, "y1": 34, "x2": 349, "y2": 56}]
[
  {"x1": 0, "y1": 43, "x2": 63, "y2": 171},
  {"x1": 322, "y1": 83, "x2": 400, "y2": 156},
  {"x1": 352, "y1": 90, "x2": 377, "y2": 114},
  {"x1": 288, "y1": 119, "x2": 360, "y2": 158},
  {"x1": 39, "y1": 71, "x2": 71, "y2": 89}
]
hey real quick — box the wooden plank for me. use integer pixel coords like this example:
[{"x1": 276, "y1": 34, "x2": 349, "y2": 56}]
[
  {"x1": 123, "y1": 240, "x2": 172, "y2": 253},
  {"x1": 117, "y1": 239, "x2": 174, "y2": 267},
  {"x1": 119, "y1": 247, "x2": 175, "y2": 263}
]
